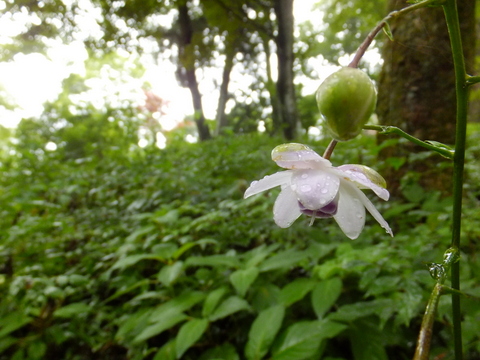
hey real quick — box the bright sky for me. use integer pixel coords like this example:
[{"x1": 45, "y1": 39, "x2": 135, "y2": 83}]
[{"x1": 0, "y1": 0, "x2": 380, "y2": 136}]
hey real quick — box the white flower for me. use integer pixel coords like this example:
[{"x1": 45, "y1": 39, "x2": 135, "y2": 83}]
[{"x1": 244, "y1": 143, "x2": 393, "y2": 239}]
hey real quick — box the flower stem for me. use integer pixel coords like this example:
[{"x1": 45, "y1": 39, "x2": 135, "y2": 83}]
[
  {"x1": 442, "y1": 0, "x2": 469, "y2": 358},
  {"x1": 322, "y1": 139, "x2": 338, "y2": 159},
  {"x1": 348, "y1": 0, "x2": 443, "y2": 68}
]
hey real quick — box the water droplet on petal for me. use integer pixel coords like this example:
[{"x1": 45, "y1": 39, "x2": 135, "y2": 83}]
[
  {"x1": 301, "y1": 184, "x2": 312, "y2": 192},
  {"x1": 320, "y1": 198, "x2": 326, "y2": 205},
  {"x1": 356, "y1": 213, "x2": 363, "y2": 219},
  {"x1": 321, "y1": 188, "x2": 328, "y2": 194},
  {"x1": 301, "y1": 173, "x2": 308, "y2": 179}
]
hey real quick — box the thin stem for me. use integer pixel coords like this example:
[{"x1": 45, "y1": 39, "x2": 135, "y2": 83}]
[
  {"x1": 349, "y1": 0, "x2": 443, "y2": 68},
  {"x1": 413, "y1": 283, "x2": 444, "y2": 360},
  {"x1": 443, "y1": 0, "x2": 469, "y2": 358},
  {"x1": 322, "y1": 139, "x2": 338, "y2": 159},
  {"x1": 363, "y1": 124, "x2": 454, "y2": 159}
]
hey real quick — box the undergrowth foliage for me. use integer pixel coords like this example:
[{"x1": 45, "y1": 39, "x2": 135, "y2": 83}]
[{"x1": 1, "y1": 133, "x2": 479, "y2": 360}]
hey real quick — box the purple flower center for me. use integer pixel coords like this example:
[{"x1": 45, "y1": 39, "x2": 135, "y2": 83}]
[{"x1": 298, "y1": 199, "x2": 338, "y2": 219}]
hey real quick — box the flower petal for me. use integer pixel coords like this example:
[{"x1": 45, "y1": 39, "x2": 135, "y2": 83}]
[
  {"x1": 292, "y1": 169, "x2": 340, "y2": 210},
  {"x1": 335, "y1": 164, "x2": 389, "y2": 201},
  {"x1": 353, "y1": 185, "x2": 394, "y2": 237},
  {"x1": 271, "y1": 143, "x2": 332, "y2": 170},
  {"x1": 333, "y1": 182, "x2": 366, "y2": 240},
  {"x1": 273, "y1": 185, "x2": 302, "y2": 227},
  {"x1": 244, "y1": 171, "x2": 293, "y2": 199}
]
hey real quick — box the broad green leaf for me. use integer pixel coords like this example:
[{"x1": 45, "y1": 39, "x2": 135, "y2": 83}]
[
  {"x1": 172, "y1": 238, "x2": 218, "y2": 260},
  {"x1": 125, "y1": 225, "x2": 156, "y2": 243},
  {"x1": 245, "y1": 305, "x2": 285, "y2": 360},
  {"x1": 150, "y1": 291, "x2": 206, "y2": 323},
  {"x1": 209, "y1": 296, "x2": 250, "y2": 321},
  {"x1": 199, "y1": 342, "x2": 240, "y2": 360},
  {"x1": 328, "y1": 299, "x2": 395, "y2": 324},
  {"x1": 230, "y1": 267, "x2": 259, "y2": 297},
  {"x1": 53, "y1": 302, "x2": 91, "y2": 318},
  {"x1": 158, "y1": 261, "x2": 184, "y2": 286},
  {"x1": 186, "y1": 254, "x2": 241, "y2": 268},
  {"x1": 175, "y1": 318, "x2": 209, "y2": 358},
  {"x1": 349, "y1": 318, "x2": 388, "y2": 360},
  {"x1": 279, "y1": 278, "x2": 316, "y2": 307},
  {"x1": 0, "y1": 311, "x2": 32, "y2": 338},
  {"x1": 27, "y1": 340, "x2": 47, "y2": 360},
  {"x1": 153, "y1": 339, "x2": 176, "y2": 360},
  {"x1": 311, "y1": 278, "x2": 342, "y2": 319},
  {"x1": 104, "y1": 279, "x2": 150, "y2": 303},
  {"x1": 109, "y1": 254, "x2": 162, "y2": 272},
  {"x1": 259, "y1": 249, "x2": 310, "y2": 272},
  {"x1": 272, "y1": 320, "x2": 346, "y2": 360},
  {"x1": 0, "y1": 337, "x2": 17, "y2": 353},
  {"x1": 244, "y1": 244, "x2": 281, "y2": 268},
  {"x1": 202, "y1": 287, "x2": 229, "y2": 318},
  {"x1": 133, "y1": 312, "x2": 187, "y2": 343},
  {"x1": 115, "y1": 309, "x2": 152, "y2": 341}
]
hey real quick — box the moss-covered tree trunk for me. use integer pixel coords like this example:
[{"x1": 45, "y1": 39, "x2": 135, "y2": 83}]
[{"x1": 377, "y1": 1, "x2": 475, "y2": 195}]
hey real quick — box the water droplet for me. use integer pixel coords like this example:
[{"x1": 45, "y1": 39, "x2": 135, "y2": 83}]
[
  {"x1": 356, "y1": 213, "x2": 363, "y2": 219},
  {"x1": 321, "y1": 188, "x2": 328, "y2": 194},
  {"x1": 301, "y1": 184, "x2": 312, "y2": 192},
  {"x1": 301, "y1": 173, "x2": 308, "y2": 179},
  {"x1": 251, "y1": 180, "x2": 258, "y2": 186},
  {"x1": 320, "y1": 198, "x2": 326, "y2": 205}
]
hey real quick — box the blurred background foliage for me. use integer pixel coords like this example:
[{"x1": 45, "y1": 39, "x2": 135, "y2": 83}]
[{"x1": 0, "y1": 0, "x2": 480, "y2": 359}]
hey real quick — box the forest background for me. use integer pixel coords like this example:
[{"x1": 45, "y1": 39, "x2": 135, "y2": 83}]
[{"x1": 0, "y1": 0, "x2": 480, "y2": 359}]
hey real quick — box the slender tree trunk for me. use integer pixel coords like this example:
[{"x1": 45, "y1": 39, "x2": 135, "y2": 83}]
[
  {"x1": 215, "y1": 49, "x2": 234, "y2": 136},
  {"x1": 274, "y1": 0, "x2": 297, "y2": 140},
  {"x1": 376, "y1": 0, "x2": 475, "y2": 195},
  {"x1": 178, "y1": 3, "x2": 211, "y2": 141}
]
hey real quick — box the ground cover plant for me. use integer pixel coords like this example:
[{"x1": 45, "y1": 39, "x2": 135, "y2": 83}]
[{"x1": 1, "y1": 0, "x2": 479, "y2": 359}]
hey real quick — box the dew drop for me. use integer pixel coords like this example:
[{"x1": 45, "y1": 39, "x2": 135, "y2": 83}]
[
  {"x1": 301, "y1": 184, "x2": 312, "y2": 192},
  {"x1": 356, "y1": 213, "x2": 363, "y2": 219},
  {"x1": 301, "y1": 173, "x2": 309, "y2": 179},
  {"x1": 321, "y1": 188, "x2": 328, "y2": 194},
  {"x1": 320, "y1": 198, "x2": 326, "y2": 205}
]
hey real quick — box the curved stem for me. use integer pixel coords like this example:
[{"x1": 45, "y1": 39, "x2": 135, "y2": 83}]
[
  {"x1": 363, "y1": 124, "x2": 454, "y2": 159},
  {"x1": 349, "y1": 0, "x2": 443, "y2": 68},
  {"x1": 322, "y1": 139, "x2": 338, "y2": 160}
]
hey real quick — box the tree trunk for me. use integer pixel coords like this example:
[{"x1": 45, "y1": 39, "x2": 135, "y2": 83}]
[
  {"x1": 376, "y1": 1, "x2": 475, "y2": 195},
  {"x1": 274, "y1": 0, "x2": 297, "y2": 140},
  {"x1": 215, "y1": 49, "x2": 234, "y2": 136},
  {"x1": 178, "y1": 2, "x2": 211, "y2": 141}
]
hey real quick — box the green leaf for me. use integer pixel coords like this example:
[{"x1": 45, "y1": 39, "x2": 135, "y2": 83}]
[
  {"x1": 133, "y1": 312, "x2": 187, "y2": 344},
  {"x1": 311, "y1": 278, "x2": 342, "y2": 319},
  {"x1": 153, "y1": 339, "x2": 176, "y2": 360},
  {"x1": 230, "y1": 267, "x2": 259, "y2": 297},
  {"x1": 328, "y1": 299, "x2": 395, "y2": 324},
  {"x1": 244, "y1": 244, "x2": 281, "y2": 268},
  {"x1": 349, "y1": 318, "x2": 388, "y2": 360},
  {"x1": 209, "y1": 296, "x2": 250, "y2": 321},
  {"x1": 109, "y1": 254, "x2": 162, "y2": 272},
  {"x1": 158, "y1": 261, "x2": 184, "y2": 286},
  {"x1": 53, "y1": 302, "x2": 92, "y2": 318},
  {"x1": 115, "y1": 309, "x2": 152, "y2": 341},
  {"x1": 172, "y1": 238, "x2": 218, "y2": 260},
  {"x1": 279, "y1": 278, "x2": 316, "y2": 307},
  {"x1": 175, "y1": 318, "x2": 209, "y2": 359},
  {"x1": 0, "y1": 311, "x2": 32, "y2": 338},
  {"x1": 382, "y1": 22, "x2": 394, "y2": 41},
  {"x1": 0, "y1": 337, "x2": 17, "y2": 353},
  {"x1": 150, "y1": 291, "x2": 206, "y2": 323},
  {"x1": 199, "y1": 343, "x2": 240, "y2": 360},
  {"x1": 272, "y1": 320, "x2": 346, "y2": 360},
  {"x1": 259, "y1": 249, "x2": 310, "y2": 272},
  {"x1": 245, "y1": 305, "x2": 285, "y2": 360},
  {"x1": 186, "y1": 255, "x2": 240, "y2": 268},
  {"x1": 104, "y1": 279, "x2": 150, "y2": 303},
  {"x1": 202, "y1": 287, "x2": 229, "y2": 318}
]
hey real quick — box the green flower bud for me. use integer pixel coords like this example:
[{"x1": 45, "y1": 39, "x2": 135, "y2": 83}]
[{"x1": 316, "y1": 67, "x2": 377, "y2": 141}]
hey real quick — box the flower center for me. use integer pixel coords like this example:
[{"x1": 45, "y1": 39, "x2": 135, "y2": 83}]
[{"x1": 298, "y1": 197, "x2": 338, "y2": 219}]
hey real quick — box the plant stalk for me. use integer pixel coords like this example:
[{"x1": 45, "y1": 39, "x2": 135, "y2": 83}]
[{"x1": 442, "y1": 0, "x2": 469, "y2": 358}]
